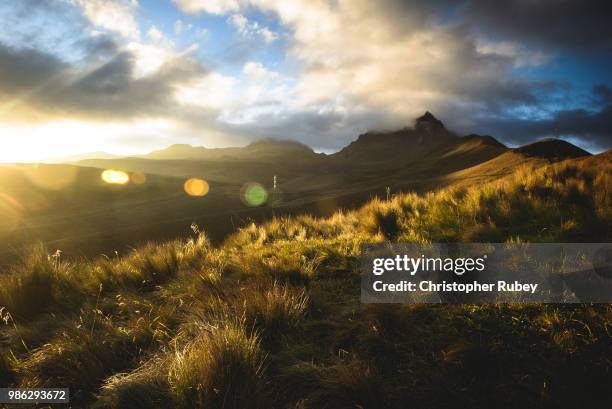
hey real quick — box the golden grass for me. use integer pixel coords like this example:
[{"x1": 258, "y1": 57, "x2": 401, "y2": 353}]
[{"x1": 0, "y1": 153, "x2": 610, "y2": 407}]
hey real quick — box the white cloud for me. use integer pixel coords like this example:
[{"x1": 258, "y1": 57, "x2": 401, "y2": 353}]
[
  {"x1": 173, "y1": 0, "x2": 240, "y2": 14},
  {"x1": 73, "y1": 0, "x2": 140, "y2": 39},
  {"x1": 174, "y1": 19, "x2": 194, "y2": 34},
  {"x1": 147, "y1": 25, "x2": 164, "y2": 42},
  {"x1": 475, "y1": 38, "x2": 551, "y2": 67},
  {"x1": 258, "y1": 26, "x2": 278, "y2": 43},
  {"x1": 228, "y1": 13, "x2": 278, "y2": 43},
  {"x1": 175, "y1": 0, "x2": 555, "y2": 136},
  {"x1": 174, "y1": 72, "x2": 239, "y2": 110},
  {"x1": 243, "y1": 61, "x2": 279, "y2": 81}
]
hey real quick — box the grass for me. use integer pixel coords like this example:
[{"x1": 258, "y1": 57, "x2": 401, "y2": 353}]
[
  {"x1": 168, "y1": 319, "x2": 267, "y2": 409},
  {"x1": 0, "y1": 153, "x2": 610, "y2": 408}
]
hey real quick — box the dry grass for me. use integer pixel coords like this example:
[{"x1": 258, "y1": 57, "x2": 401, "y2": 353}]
[{"x1": 0, "y1": 153, "x2": 610, "y2": 408}]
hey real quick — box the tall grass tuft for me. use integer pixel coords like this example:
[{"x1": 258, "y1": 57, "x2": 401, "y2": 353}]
[
  {"x1": 95, "y1": 357, "x2": 172, "y2": 409},
  {"x1": 0, "y1": 245, "x2": 77, "y2": 320},
  {"x1": 168, "y1": 320, "x2": 267, "y2": 409},
  {"x1": 244, "y1": 281, "x2": 309, "y2": 345}
]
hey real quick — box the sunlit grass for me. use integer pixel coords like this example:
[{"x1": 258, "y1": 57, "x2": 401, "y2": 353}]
[{"x1": 0, "y1": 154, "x2": 610, "y2": 407}]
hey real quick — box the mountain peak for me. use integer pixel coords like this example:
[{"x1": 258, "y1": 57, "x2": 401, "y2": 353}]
[
  {"x1": 418, "y1": 111, "x2": 437, "y2": 121},
  {"x1": 415, "y1": 111, "x2": 445, "y2": 132}
]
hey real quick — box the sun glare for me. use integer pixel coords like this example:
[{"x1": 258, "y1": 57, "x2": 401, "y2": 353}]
[{"x1": 0, "y1": 119, "x2": 176, "y2": 163}]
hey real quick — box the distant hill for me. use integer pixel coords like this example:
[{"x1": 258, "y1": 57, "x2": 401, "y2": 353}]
[
  {"x1": 77, "y1": 112, "x2": 592, "y2": 207},
  {"x1": 514, "y1": 138, "x2": 591, "y2": 159},
  {"x1": 139, "y1": 139, "x2": 319, "y2": 162}
]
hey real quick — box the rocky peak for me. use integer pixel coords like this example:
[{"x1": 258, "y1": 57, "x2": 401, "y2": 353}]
[{"x1": 415, "y1": 111, "x2": 446, "y2": 133}]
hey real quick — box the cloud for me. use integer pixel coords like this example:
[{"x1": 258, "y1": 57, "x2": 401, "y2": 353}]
[
  {"x1": 475, "y1": 105, "x2": 612, "y2": 151},
  {"x1": 228, "y1": 13, "x2": 278, "y2": 43},
  {"x1": 174, "y1": 19, "x2": 192, "y2": 34},
  {"x1": 593, "y1": 84, "x2": 612, "y2": 106},
  {"x1": 169, "y1": 0, "x2": 611, "y2": 150},
  {"x1": 73, "y1": 0, "x2": 140, "y2": 39},
  {"x1": 459, "y1": 0, "x2": 612, "y2": 52},
  {"x1": 174, "y1": 0, "x2": 240, "y2": 14},
  {"x1": 0, "y1": 38, "x2": 208, "y2": 121},
  {"x1": 3, "y1": 0, "x2": 611, "y2": 154}
]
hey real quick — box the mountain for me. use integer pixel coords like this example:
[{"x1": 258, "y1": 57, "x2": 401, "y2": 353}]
[
  {"x1": 1, "y1": 111, "x2": 597, "y2": 262},
  {"x1": 77, "y1": 112, "x2": 591, "y2": 200},
  {"x1": 141, "y1": 143, "x2": 219, "y2": 160},
  {"x1": 514, "y1": 138, "x2": 591, "y2": 159},
  {"x1": 139, "y1": 139, "x2": 319, "y2": 162},
  {"x1": 333, "y1": 112, "x2": 456, "y2": 164}
]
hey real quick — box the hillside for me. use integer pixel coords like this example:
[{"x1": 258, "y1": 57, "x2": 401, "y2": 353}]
[
  {"x1": 515, "y1": 138, "x2": 591, "y2": 159},
  {"x1": 0, "y1": 152, "x2": 610, "y2": 408},
  {"x1": 0, "y1": 164, "x2": 250, "y2": 262},
  {"x1": 1, "y1": 114, "x2": 594, "y2": 262},
  {"x1": 77, "y1": 113, "x2": 589, "y2": 200},
  {"x1": 140, "y1": 140, "x2": 319, "y2": 162}
]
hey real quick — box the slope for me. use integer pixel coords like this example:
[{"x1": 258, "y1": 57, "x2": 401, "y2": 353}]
[{"x1": 0, "y1": 151, "x2": 609, "y2": 408}]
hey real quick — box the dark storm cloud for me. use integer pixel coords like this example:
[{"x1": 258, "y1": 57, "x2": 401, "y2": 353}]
[
  {"x1": 592, "y1": 84, "x2": 612, "y2": 105},
  {"x1": 0, "y1": 38, "x2": 209, "y2": 119},
  {"x1": 475, "y1": 104, "x2": 612, "y2": 151},
  {"x1": 383, "y1": 0, "x2": 612, "y2": 52},
  {"x1": 458, "y1": 0, "x2": 612, "y2": 52},
  {"x1": 0, "y1": 44, "x2": 67, "y2": 93}
]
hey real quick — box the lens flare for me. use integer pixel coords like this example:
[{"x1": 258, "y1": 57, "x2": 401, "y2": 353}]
[
  {"x1": 101, "y1": 169, "x2": 129, "y2": 185},
  {"x1": 241, "y1": 183, "x2": 268, "y2": 206},
  {"x1": 184, "y1": 178, "x2": 209, "y2": 196},
  {"x1": 25, "y1": 164, "x2": 78, "y2": 191},
  {"x1": 130, "y1": 171, "x2": 146, "y2": 184}
]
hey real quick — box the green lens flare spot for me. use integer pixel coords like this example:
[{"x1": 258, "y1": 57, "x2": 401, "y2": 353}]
[{"x1": 244, "y1": 183, "x2": 268, "y2": 206}]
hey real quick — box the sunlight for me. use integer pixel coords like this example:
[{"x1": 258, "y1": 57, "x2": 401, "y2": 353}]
[
  {"x1": 24, "y1": 164, "x2": 79, "y2": 190},
  {"x1": 0, "y1": 193, "x2": 22, "y2": 233},
  {"x1": 0, "y1": 119, "x2": 176, "y2": 163}
]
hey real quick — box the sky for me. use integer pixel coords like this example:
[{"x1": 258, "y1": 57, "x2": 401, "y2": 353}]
[{"x1": 0, "y1": 0, "x2": 611, "y2": 161}]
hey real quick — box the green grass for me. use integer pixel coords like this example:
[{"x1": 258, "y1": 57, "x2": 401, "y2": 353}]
[{"x1": 0, "y1": 154, "x2": 610, "y2": 408}]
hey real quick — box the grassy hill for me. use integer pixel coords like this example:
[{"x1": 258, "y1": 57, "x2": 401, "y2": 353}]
[
  {"x1": 0, "y1": 164, "x2": 253, "y2": 262},
  {"x1": 1, "y1": 136, "x2": 586, "y2": 264},
  {"x1": 0, "y1": 151, "x2": 609, "y2": 408}
]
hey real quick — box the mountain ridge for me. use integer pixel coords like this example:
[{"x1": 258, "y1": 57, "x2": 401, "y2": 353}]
[{"x1": 57, "y1": 112, "x2": 591, "y2": 165}]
